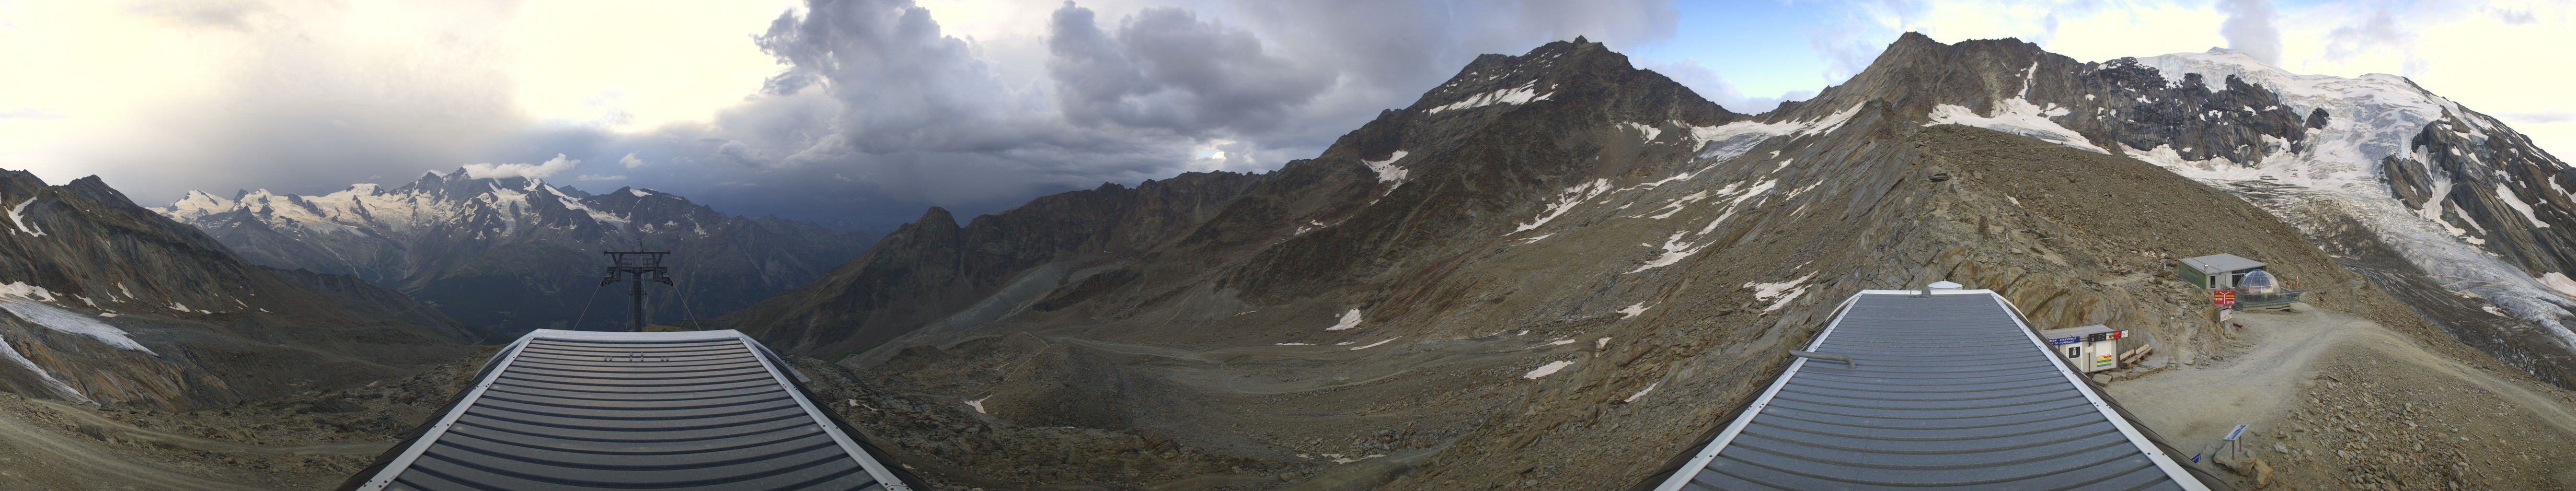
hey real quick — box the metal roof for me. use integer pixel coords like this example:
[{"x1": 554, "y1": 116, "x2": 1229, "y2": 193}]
[
  {"x1": 343, "y1": 329, "x2": 918, "y2": 491},
  {"x1": 2179, "y1": 254, "x2": 2266, "y2": 274},
  {"x1": 2038, "y1": 324, "x2": 2117, "y2": 339},
  {"x1": 1650, "y1": 290, "x2": 2210, "y2": 491}
]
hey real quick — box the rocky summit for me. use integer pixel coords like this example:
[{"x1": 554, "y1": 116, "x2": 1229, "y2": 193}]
[{"x1": 158, "y1": 171, "x2": 873, "y2": 339}]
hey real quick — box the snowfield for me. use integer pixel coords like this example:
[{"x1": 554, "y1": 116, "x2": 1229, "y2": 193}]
[
  {"x1": 2127, "y1": 48, "x2": 2576, "y2": 348},
  {"x1": 6, "y1": 197, "x2": 43, "y2": 237},
  {"x1": 1325, "y1": 309, "x2": 1364, "y2": 331},
  {"x1": 1522, "y1": 360, "x2": 1574, "y2": 379}
]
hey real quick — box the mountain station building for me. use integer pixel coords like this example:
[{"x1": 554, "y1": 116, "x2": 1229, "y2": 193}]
[{"x1": 2176, "y1": 254, "x2": 2267, "y2": 290}]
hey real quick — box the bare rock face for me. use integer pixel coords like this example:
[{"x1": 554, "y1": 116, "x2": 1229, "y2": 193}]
[
  {"x1": 723, "y1": 171, "x2": 1271, "y2": 355},
  {"x1": 0, "y1": 171, "x2": 469, "y2": 409},
  {"x1": 158, "y1": 173, "x2": 871, "y2": 339}
]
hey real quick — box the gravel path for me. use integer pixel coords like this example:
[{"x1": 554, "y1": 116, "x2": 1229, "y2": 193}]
[{"x1": 2107, "y1": 303, "x2": 2576, "y2": 489}]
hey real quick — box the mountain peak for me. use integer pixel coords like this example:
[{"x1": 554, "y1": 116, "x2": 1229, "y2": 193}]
[{"x1": 916, "y1": 206, "x2": 956, "y2": 227}]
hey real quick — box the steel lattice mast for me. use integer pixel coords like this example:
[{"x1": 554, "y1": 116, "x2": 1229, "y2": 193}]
[{"x1": 600, "y1": 240, "x2": 673, "y2": 332}]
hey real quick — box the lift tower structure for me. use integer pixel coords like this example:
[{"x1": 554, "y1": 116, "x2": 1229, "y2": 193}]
[{"x1": 600, "y1": 241, "x2": 673, "y2": 332}]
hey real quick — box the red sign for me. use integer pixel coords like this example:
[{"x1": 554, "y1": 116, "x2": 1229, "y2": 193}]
[{"x1": 2213, "y1": 290, "x2": 2237, "y2": 305}]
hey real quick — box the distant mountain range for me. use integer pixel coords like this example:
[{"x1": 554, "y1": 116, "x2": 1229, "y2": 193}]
[{"x1": 157, "y1": 170, "x2": 874, "y2": 339}]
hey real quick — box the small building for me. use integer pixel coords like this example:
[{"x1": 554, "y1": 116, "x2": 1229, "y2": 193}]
[
  {"x1": 2039, "y1": 324, "x2": 2129, "y2": 373},
  {"x1": 2177, "y1": 253, "x2": 2267, "y2": 290}
]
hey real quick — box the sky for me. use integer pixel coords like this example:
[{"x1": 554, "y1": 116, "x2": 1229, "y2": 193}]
[{"x1": 1, "y1": 0, "x2": 2570, "y2": 226}]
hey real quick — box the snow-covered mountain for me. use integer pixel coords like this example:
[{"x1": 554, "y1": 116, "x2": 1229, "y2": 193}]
[
  {"x1": 2126, "y1": 49, "x2": 2576, "y2": 338},
  {"x1": 0, "y1": 169, "x2": 468, "y2": 409},
  {"x1": 158, "y1": 170, "x2": 873, "y2": 339},
  {"x1": 1850, "y1": 40, "x2": 2576, "y2": 380}
]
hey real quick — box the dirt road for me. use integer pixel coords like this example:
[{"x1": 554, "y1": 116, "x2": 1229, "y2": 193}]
[{"x1": 2106, "y1": 303, "x2": 2576, "y2": 488}]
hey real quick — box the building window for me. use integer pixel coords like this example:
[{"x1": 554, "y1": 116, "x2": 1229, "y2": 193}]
[{"x1": 2066, "y1": 347, "x2": 2081, "y2": 359}]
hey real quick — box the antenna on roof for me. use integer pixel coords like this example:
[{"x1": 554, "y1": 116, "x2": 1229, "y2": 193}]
[{"x1": 601, "y1": 239, "x2": 674, "y2": 332}]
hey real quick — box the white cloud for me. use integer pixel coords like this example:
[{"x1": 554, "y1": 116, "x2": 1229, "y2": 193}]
[
  {"x1": 575, "y1": 174, "x2": 628, "y2": 181},
  {"x1": 462, "y1": 154, "x2": 579, "y2": 179},
  {"x1": 619, "y1": 152, "x2": 646, "y2": 168},
  {"x1": 2215, "y1": 0, "x2": 2282, "y2": 65}
]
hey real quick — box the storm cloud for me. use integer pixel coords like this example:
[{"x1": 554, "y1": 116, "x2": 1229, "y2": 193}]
[
  {"x1": 49, "y1": 0, "x2": 1683, "y2": 226},
  {"x1": 588, "y1": 0, "x2": 1681, "y2": 224}
]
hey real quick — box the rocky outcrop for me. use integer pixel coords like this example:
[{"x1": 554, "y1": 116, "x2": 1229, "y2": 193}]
[
  {"x1": 159, "y1": 173, "x2": 872, "y2": 339},
  {"x1": 724, "y1": 170, "x2": 1270, "y2": 355},
  {"x1": 0, "y1": 170, "x2": 468, "y2": 409}
]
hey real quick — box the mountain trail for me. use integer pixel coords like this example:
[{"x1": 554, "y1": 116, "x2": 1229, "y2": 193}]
[{"x1": 2108, "y1": 302, "x2": 2576, "y2": 489}]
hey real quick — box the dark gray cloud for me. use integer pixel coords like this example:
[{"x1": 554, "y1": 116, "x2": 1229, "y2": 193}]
[
  {"x1": 586, "y1": 0, "x2": 1684, "y2": 224},
  {"x1": 95, "y1": 0, "x2": 1689, "y2": 227},
  {"x1": 1046, "y1": 5, "x2": 1334, "y2": 136},
  {"x1": 2216, "y1": 0, "x2": 2283, "y2": 65}
]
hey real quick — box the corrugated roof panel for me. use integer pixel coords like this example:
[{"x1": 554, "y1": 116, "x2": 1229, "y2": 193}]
[
  {"x1": 345, "y1": 329, "x2": 917, "y2": 491},
  {"x1": 1651, "y1": 290, "x2": 2208, "y2": 491},
  {"x1": 2180, "y1": 254, "x2": 2266, "y2": 274}
]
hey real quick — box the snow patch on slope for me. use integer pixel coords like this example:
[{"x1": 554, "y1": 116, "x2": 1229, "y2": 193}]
[
  {"x1": 1633, "y1": 231, "x2": 1710, "y2": 273},
  {"x1": 1629, "y1": 178, "x2": 1782, "y2": 273},
  {"x1": 1622, "y1": 122, "x2": 1663, "y2": 142},
  {"x1": 1925, "y1": 98, "x2": 2107, "y2": 154},
  {"x1": 6, "y1": 197, "x2": 43, "y2": 237},
  {"x1": 1363, "y1": 152, "x2": 1412, "y2": 193},
  {"x1": 2497, "y1": 183, "x2": 2550, "y2": 229},
  {"x1": 1522, "y1": 360, "x2": 1573, "y2": 379},
  {"x1": 1325, "y1": 309, "x2": 1364, "y2": 331},
  {"x1": 1623, "y1": 381, "x2": 1659, "y2": 402},
  {"x1": 0, "y1": 295, "x2": 155, "y2": 355},
  {"x1": 1684, "y1": 103, "x2": 1867, "y2": 163},
  {"x1": 1429, "y1": 82, "x2": 1552, "y2": 113},
  {"x1": 1348, "y1": 337, "x2": 1398, "y2": 351},
  {"x1": 1514, "y1": 179, "x2": 1611, "y2": 233},
  {"x1": 1745, "y1": 272, "x2": 1817, "y2": 313},
  {"x1": 0, "y1": 334, "x2": 86, "y2": 402}
]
